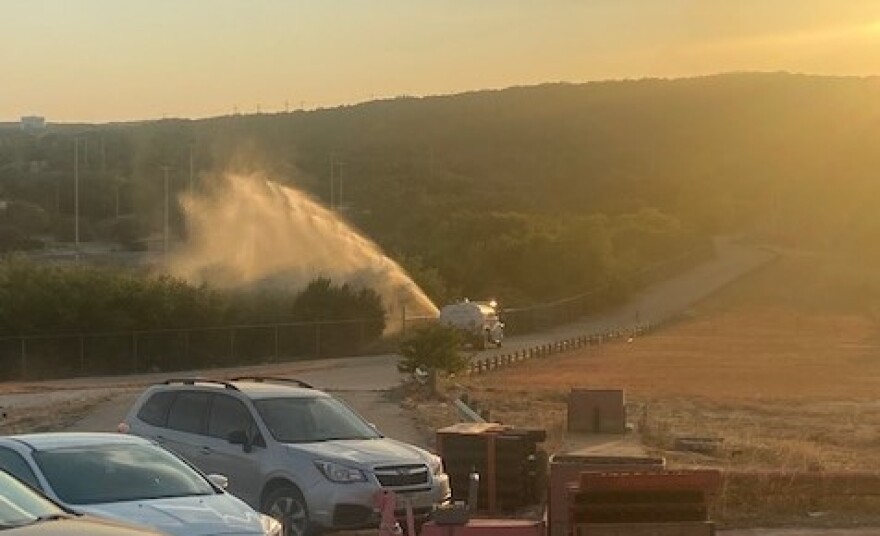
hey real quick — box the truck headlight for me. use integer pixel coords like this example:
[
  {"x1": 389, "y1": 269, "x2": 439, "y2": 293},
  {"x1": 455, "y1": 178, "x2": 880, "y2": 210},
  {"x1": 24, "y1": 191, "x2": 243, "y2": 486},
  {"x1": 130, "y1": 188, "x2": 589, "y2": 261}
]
[
  {"x1": 260, "y1": 513, "x2": 283, "y2": 536},
  {"x1": 315, "y1": 460, "x2": 367, "y2": 483}
]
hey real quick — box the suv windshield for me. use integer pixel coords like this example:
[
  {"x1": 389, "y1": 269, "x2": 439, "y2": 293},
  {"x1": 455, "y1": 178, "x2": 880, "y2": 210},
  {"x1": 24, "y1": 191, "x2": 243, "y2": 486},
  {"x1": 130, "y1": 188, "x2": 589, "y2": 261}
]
[
  {"x1": 0, "y1": 471, "x2": 65, "y2": 528},
  {"x1": 33, "y1": 444, "x2": 214, "y2": 505},
  {"x1": 254, "y1": 397, "x2": 381, "y2": 443}
]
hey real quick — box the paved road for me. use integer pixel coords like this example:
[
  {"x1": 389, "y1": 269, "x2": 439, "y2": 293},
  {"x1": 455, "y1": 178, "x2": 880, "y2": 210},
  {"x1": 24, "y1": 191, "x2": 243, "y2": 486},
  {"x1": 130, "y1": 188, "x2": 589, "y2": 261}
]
[{"x1": 473, "y1": 236, "x2": 776, "y2": 360}]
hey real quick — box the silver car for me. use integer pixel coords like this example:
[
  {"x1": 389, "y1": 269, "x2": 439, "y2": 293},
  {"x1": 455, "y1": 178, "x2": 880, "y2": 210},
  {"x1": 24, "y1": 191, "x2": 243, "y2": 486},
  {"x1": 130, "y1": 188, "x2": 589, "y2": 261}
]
[
  {"x1": 0, "y1": 433, "x2": 282, "y2": 536},
  {"x1": 122, "y1": 377, "x2": 451, "y2": 536}
]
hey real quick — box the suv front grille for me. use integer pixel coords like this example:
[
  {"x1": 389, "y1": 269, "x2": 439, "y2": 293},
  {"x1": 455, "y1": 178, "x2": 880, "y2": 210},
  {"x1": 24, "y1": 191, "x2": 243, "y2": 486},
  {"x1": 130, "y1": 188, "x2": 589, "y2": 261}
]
[{"x1": 373, "y1": 464, "x2": 430, "y2": 488}]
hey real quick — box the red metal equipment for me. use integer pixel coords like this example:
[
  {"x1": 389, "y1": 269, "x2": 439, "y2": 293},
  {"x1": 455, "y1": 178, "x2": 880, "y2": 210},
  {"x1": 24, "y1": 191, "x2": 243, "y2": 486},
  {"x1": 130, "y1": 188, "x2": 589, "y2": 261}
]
[
  {"x1": 567, "y1": 470, "x2": 721, "y2": 536},
  {"x1": 548, "y1": 454, "x2": 665, "y2": 536}
]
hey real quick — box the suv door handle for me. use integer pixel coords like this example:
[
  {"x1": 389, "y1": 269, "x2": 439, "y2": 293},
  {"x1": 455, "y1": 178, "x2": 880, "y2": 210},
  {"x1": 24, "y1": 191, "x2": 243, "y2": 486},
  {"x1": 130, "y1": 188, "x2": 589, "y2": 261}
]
[{"x1": 200, "y1": 446, "x2": 213, "y2": 455}]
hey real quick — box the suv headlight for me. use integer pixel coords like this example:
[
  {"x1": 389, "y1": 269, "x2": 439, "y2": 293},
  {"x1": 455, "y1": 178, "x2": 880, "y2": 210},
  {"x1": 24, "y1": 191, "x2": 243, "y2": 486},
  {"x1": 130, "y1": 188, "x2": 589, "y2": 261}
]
[
  {"x1": 314, "y1": 460, "x2": 367, "y2": 483},
  {"x1": 260, "y1": 513, "x2": 283, "y2": 536},
  {"x1": 429, "y1": 455, "x2": 444, "y2": 476}
]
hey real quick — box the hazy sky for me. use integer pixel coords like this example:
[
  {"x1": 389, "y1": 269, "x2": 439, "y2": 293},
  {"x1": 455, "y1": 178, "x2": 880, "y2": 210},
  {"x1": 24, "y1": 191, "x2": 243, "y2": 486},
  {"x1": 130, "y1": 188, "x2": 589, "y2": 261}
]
[{"x1": 4, "y1": 0, "x2": 880, "y2": 122}]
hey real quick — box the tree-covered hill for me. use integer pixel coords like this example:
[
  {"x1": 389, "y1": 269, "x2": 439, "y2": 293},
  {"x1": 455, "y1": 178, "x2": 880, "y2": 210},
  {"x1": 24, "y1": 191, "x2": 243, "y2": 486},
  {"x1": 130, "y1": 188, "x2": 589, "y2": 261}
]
[{"x1": 3, "y1": 72, "x2": 878, "y2": 306}]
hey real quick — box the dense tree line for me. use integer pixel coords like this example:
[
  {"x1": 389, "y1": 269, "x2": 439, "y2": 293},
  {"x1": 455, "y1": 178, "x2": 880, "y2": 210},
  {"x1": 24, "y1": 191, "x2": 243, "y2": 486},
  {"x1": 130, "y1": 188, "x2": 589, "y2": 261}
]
[{"x1": 0, "y1": 258, "x2": 385, "y2": 337}]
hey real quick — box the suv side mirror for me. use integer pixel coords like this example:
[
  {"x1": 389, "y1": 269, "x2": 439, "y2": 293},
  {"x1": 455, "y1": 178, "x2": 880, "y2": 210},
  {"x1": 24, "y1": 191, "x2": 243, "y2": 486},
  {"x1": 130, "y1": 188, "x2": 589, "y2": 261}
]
[
  {"x1": 207, "y1": 473, "x2": 229, "y2": 490},
  {"x1": 227, "y1": 430, "x2": 252, "y2": 453}
]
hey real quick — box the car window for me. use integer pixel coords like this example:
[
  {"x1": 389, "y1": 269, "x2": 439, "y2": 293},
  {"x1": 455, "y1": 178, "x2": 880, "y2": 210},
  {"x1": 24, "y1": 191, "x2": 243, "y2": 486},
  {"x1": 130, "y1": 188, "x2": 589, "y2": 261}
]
[
  {"x1": 0, "y1": 447, "x2": 41, "y2": 491},
  {"x1": 32, "y1": 444, "x2": 214, "y2": 505},
  {"x1": 254, "y1": 396, "x2": 380, "y2": 443},
  {"x1": 166, "y1": 392, "x2": 210, "y2": 435},
  {"x1": 136, "y1": 391, "x2": 176, "y2": 427},
  {"x1": 207, "y1": 394, "x2": 254, "y2": 439}
]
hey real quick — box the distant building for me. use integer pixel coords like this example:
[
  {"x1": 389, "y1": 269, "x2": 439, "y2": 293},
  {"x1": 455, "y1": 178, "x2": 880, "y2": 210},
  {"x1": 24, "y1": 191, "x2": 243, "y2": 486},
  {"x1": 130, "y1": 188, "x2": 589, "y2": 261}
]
[{"x1": 20, "y1": 116, "x2": 46, "y2": 132}]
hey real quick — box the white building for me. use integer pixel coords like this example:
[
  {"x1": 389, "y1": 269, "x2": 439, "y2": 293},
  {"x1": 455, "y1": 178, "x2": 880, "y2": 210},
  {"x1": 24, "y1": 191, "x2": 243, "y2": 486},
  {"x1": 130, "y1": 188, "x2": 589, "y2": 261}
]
[{"x1": 20, "y1": 116, "x2": 46, "y2": 132}]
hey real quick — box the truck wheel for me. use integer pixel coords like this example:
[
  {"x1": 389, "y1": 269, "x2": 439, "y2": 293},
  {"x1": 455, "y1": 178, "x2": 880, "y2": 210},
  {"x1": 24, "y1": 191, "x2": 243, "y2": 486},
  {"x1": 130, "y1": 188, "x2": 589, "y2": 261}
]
[{"x1": 475, "y1": 332, "x2": 487, "y2": 350}]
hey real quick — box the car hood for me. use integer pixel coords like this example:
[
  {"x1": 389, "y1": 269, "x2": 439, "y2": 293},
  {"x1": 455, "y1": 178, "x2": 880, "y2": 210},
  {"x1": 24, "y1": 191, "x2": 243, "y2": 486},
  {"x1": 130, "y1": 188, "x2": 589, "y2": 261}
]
[
  {"x1": 287, "y1": 437, "x2": 431, "y2": 467},
  {"x1": 75, "y1": 494, "x2": 264, "y2": 536}
]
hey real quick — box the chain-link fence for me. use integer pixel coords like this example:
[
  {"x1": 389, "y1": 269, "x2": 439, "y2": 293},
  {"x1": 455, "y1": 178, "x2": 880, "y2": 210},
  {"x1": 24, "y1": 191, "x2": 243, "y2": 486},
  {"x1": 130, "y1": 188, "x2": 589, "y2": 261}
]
[{"x1": 0, "y1": 317, "x2": 384, "y2": 381}]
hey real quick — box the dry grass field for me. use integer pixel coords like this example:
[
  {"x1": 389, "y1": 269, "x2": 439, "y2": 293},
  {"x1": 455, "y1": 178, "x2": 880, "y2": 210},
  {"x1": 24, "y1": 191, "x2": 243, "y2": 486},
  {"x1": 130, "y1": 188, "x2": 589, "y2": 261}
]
[{"x1": 417, "y1": 253, "x2": 880, "y2": 527}]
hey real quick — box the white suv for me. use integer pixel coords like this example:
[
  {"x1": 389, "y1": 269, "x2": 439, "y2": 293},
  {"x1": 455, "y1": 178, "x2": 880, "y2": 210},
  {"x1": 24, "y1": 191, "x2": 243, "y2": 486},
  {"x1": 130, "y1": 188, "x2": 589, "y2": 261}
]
[{"x1": 122, "y1": 377, "x2": 451, "y2": 536}]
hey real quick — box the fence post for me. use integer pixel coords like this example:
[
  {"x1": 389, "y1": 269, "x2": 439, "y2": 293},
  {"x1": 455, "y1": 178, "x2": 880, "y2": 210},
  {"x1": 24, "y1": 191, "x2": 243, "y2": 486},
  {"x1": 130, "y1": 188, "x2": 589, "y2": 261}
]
[
  {"x1": 79, "y1": 335, "x2": 85, "y2": 374},
  {"x1": 274, "y1": 325, "x2": 280, "y2": 361},
  {"x1": 132, "y1": 332, "x2": 139, "y2": 373},
  {"x1": 184, "y1": 330, "x2": 190, "y2": 363},
  {"x1": 401, "y1": 305, "x2": 407, "y2": 337},
  {"x1": 19, "y1": 337, "x2": 26, "y2": 380},
  {"x1": 315, "y1": 323, "x2": 321, "y2": 358}
]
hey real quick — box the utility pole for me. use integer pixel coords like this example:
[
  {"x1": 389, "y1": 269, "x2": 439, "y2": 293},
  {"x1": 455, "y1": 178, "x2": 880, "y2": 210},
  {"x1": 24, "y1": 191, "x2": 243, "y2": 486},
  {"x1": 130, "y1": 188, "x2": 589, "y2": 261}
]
[
  {"x1": 336, "y1": 161, "x2": 346, "y2": 209},
  {"x1": 189, "y1": 144, "x2": 194, "y2": 192},
  {"x1": 329, "y1": 153, "x2": 335, "y2": 209},
  {"x1": 74, "y1": 138, "x2": 80, "y2": 260},
  {"x1": 162, "y1": 166, "x2": 171, "y2": 260}
]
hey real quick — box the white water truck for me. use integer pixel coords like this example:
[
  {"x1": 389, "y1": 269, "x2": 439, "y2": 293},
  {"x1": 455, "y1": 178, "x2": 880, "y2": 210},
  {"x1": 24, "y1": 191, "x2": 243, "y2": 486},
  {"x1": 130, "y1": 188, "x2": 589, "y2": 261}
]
[{"x1": 438, "y1": 299, "x2": 504, "y2": 350}]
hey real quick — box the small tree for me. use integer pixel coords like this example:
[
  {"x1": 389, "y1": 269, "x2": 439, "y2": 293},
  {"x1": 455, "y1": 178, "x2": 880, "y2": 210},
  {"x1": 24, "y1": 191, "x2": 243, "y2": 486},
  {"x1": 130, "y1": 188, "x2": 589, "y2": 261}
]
[{"x1": 398, "y1": 323, "x2": 468, "y2": 380}]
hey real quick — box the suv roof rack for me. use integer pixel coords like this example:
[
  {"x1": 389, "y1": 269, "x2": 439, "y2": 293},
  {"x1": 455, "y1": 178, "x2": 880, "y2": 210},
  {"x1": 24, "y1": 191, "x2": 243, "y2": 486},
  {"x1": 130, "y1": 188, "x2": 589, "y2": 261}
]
[
  {"x1": 228, "y1": 376, "x2": 314, "y2": 389},
  {"x1": 162, "y1": 378, "x2": 240, "y2": 390}
]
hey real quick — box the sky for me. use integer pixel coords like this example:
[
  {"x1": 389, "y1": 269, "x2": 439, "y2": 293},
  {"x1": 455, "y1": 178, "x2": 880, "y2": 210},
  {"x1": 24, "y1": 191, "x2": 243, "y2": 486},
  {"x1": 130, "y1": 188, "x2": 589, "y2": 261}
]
[{"x1": 4, "y1": 0, "x2": 880, "y2": 122}]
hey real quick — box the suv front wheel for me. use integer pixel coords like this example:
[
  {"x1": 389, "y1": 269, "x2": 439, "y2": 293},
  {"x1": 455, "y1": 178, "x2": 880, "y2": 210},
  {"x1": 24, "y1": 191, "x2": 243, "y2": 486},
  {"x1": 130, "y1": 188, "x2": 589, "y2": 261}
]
[{"x1": 263, "y1": 485, "x2": 314, "y2": 536}]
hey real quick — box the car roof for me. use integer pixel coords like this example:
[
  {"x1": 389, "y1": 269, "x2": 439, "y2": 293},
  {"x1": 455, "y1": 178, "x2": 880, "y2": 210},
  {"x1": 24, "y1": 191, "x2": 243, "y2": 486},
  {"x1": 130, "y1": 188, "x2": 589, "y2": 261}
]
[
  {"x1": 7, "y1": 432, "x2": 152, "y2": 451},
  {"x1": 154, "y1": 379, "x2": 331, "y2": 400}
]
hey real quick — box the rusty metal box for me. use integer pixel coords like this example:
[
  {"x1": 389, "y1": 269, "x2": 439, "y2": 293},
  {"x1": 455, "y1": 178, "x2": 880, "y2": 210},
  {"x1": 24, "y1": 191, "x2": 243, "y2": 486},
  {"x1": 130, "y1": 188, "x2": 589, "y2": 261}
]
[{"x1": 567, "y1": 389, "x2": 626, "y2": 434}]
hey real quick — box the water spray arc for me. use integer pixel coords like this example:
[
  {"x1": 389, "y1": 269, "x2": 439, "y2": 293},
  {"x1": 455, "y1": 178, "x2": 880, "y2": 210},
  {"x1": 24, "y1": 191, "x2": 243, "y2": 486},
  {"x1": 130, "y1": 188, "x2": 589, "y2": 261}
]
[{"x1": 170, "y1": 173, "x2": 439, "y2": 330}]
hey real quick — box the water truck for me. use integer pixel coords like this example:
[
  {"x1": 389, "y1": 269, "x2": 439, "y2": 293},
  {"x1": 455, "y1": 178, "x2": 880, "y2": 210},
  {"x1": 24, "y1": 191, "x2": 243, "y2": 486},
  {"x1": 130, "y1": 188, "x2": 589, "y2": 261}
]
[{"x1": 438, "y1": 299, "x2": 504, "y2": 350}]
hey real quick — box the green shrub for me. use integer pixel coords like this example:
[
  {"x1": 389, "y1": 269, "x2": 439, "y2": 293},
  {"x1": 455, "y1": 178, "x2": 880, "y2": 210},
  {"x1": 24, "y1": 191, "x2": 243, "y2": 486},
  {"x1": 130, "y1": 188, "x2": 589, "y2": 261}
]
[{"x1": 398, "y1": 323, "x2": 468, "y2": 375}]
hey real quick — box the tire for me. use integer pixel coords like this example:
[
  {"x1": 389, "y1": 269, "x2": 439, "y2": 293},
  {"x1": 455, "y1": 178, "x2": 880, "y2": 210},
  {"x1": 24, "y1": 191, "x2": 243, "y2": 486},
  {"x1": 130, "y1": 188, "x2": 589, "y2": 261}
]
[{"x1": 263, "y1": 486, "x2": 315, "y2": 536}]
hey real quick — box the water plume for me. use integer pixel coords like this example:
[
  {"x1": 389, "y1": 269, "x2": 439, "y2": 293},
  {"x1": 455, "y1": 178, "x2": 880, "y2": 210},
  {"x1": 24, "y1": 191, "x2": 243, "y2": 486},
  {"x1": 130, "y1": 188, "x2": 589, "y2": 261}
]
[{"x1": 170, "y1": 173, "x2": 439, "y2": 330}]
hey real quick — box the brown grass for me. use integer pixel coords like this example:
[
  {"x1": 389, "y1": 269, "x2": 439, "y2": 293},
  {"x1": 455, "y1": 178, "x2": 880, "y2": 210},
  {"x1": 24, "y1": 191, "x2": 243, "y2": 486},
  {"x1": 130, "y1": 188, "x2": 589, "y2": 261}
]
[{"x1": 415, "y1": 254, "x2": 880, "y2": 527}]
